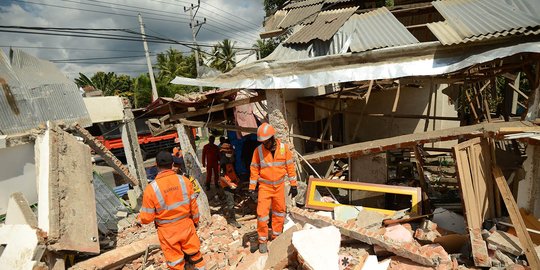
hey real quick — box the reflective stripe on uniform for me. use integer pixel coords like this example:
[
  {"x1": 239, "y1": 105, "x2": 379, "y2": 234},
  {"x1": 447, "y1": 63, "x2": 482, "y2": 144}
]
[
  {"x1": 192, "y1": 213, "x2": 200, "y2": 219},
  {"x1": 257, "y1": 215, "x2": 269, "y2": 222},
  {"x1": 167, "y1": 257, "x2": 184, "y2": 267},
  {"x1": 289, "y1": 176, "x2": 297, "y2": 181},
  {"x1": 249, "y1": 180, "x2": 257, "y2": 185},
  {"x1": 272, "y1": 231, "x2": 282, "y2": 236},
  {"x1": 251, "y1": 162, "x2": 260, "y2": 168},
  {"x1": 195, "y1": 267, "x2": 205, "y2": 270},
  {"x1": 190, "y1": 194, "x2": 198, "y2": 200},
  {"x1": 155, "y1": 213, "x2": 190, "y2": 225},
  {"x1": 285, "y1": 159, "x2": 294, "y2": 165},
  {"x1": 258, "y1": 177, "x2": 285, "y2": 186},
  {"x1": 259, "y1": 236, "x2": 267, "y2": 241},
  {"x1": 140, "y1": 207, "x2": 155, "y2": 213},
  {"x1": 272, "y1": 211, "x2": 286, "y2": 217},
  {"x1": 151, "y1": 176, "x2": 192, "y2": 212}
]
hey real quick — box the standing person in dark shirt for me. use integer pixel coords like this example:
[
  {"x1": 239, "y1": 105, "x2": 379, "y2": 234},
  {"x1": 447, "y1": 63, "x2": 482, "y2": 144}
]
[{"x1": 202, "y1": 135, "x2": 220, "y2": 191}]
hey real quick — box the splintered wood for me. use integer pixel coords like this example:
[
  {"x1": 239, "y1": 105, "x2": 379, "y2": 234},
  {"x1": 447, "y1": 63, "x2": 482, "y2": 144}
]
[{"x1": 453, "y1": 137, "x2": 494, "y2": 267}]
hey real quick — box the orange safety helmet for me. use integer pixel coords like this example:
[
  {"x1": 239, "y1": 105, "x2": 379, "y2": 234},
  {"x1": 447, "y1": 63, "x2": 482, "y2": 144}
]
[{"x1": 257, "y1": 123, "x2": 275, "y2": 142}]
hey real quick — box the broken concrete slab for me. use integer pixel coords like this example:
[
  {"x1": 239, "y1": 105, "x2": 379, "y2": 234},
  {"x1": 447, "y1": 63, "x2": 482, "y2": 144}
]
[
  {"x1": 385, "y1": 224, "x2": 414, "y2": 243},
  {"x1": 432, "y1": 208, "x2": 465, "y2": 234},
  {"x1": 293, "y1": 226, "x2": 341, "y2": 270},
  {"x1": 387, "y1": 256, "x2": 435, "y2": 270},
  {"x1": 334, "y1": 205, "x2": 363, "y2": 222},
  {"x1": 414, "y1": 220, "x2": 442, "y2": 242},
  {"x1": 265, "y1": 224, "x2": 301, "y2": 269},
  {"x1": 361, "y1": 256, "x2": 390, "y2": 270},
  {"x1": 355, "y1": 209, "x2": 386, "y2": 229},
  {"x1": 71, "y1": 234, "x2": 159, "y2": 270},
  {"x1": 36, "y1": 126, "x2": 99, "y2": 254},
  {"x1": 5, "y1": 192, "x2": 37, "y2": 227},
  {"x1": 290, "y1": 207, "x2": 452, "y2": 267},
  {"x1": 0, "y1": 224, "x2": 42, "y2": 270},
  {"x1": 487, "y1": 230, "x2": 524, "y2": 256}
]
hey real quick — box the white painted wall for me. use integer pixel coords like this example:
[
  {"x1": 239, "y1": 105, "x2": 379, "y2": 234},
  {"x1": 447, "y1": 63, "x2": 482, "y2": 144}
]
[
  {"x1": 0, "y1": 143, "x2": 37, "y2": 215},
  {"x1": 83, "y1": 96, "x2": 124, "y2": 123}
]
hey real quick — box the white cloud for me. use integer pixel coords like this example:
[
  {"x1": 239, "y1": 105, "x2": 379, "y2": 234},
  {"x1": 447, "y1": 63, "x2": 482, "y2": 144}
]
[{"x1": 0, "y1": 0, "x2": 264, "y2": 78}]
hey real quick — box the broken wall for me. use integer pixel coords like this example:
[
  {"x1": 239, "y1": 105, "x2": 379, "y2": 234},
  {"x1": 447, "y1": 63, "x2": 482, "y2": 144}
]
[
  {"x1": 518, "y1": 145, "x2": 540, "y2": 217},
  {"x1": 0, "y1": 143, "x2": 37, "y2": 215},
  {"x1": 343, "y1": 79, "x2": 459, "y2": 147}
]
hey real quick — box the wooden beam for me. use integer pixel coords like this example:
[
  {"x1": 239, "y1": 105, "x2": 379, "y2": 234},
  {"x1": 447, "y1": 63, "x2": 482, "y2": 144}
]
[
  {"x1": 493, "y1": 166, "x2": 540, "y2": 269},
  {"x1": 179, "y1": 119, "x2": 257, "y2": 133},
  {"x1": 508, "y1": 83, "x2": 529, "y2": 100},
  {"x1": 289, "y1": 133, "x2": 343, "y2": 146},
  {"x1": 171, "y1": 92, "x2": 266, "y2": 120},
  {"x1": 352, "y1": 80, "x2": 374, "y2": 141},
  {"x1": 392, "y1": 81, "x2": 401, "y2": 113}
]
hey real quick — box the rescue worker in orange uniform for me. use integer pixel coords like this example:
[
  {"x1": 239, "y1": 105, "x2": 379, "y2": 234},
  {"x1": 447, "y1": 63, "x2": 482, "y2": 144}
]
[
  {"x1": 202, "y1": 135, "x2": 220, "y2": 191},
  {"x1": 249, "y1": 123, "x2": 298, "y2": 253},
  {"x1": 138, "y1": 151, "x2": 205, "y2": 270},
  {"x1": 219, "y1": 143, "x2": 242, "y2": 228}
]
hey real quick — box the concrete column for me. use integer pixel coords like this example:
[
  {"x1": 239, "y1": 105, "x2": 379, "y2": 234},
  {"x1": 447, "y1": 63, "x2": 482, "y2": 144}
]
[
  {"x1": 176, "y1": 124, "x2": 211, "y2": 223},
  {"x1": 120, "y1": 98, "x2": 147, "y2": 190},
  {"x1": 266, "y1": 89, "x2": 293, "y2": 145}
]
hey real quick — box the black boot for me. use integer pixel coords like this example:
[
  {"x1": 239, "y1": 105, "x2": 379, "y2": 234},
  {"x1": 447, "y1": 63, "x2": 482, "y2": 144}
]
[
  {"x1": 259, "y1": 242, "x2": 268, "y2": 253},
  {"x1": 226, "y1": 209, "x2": 241, "y2": 228}
]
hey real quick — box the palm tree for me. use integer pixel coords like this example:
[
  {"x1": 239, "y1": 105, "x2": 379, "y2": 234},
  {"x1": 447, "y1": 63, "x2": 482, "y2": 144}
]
[
  {"x1": 209, "y1": 39, "x2": 237, "y2": 72},
  {"x1": 253, "y1": 39, "x2": 279, "y2": 59},
  {"x1": 156, "y1": 48, "x2": 196, "y2": 81}
]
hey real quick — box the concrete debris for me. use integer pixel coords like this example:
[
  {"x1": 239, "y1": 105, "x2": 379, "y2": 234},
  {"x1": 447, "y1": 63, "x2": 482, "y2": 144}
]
[
  {"x1": 385, "y1": 224, "x2": 414, "y2": 243},
  {"x1": 361, "y1": 256, "x2": 390, "y2": 270},
  {"x1": 35, "y1": 126, "x2": 100, "y2": 254},
  {"x1": 265, "y1": 224, "x2": 301, "y2": 269},
  {"x1": 0, "y1": 224, "x2": 43, "y2": 270},
  {"x1": 415, "y1": 220, "x2": 442, "y2": 243},
  {"x1": 5, "y1": 192, "x2": 37, "y2": 227},
  {"x1": 355, "y1": 210, "x2": 386, "y2": 229},
  {"x1": 293, "y1": 226, "x2": 342, "y2": 270},
  {"x1": 290, "y1": 207, "x2": 452, "y2": 267},
  {"x1": 487, "y1": 230, "x2": 524, "y2": 256},
  {"x1": 334, "y1": 205, "x2": 363, "y2": 222},
  {"x1": 432, "y1": 208, "x2": 466, "y2": 234}
]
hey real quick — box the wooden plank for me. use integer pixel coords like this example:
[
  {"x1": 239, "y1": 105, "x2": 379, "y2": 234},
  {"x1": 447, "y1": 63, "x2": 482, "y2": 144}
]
[
  {"x1": 508, "y1": 82, "x2": 529, "y2": 100},
  {"x1": 171, "y1": 92, "x2": 266, "y2": 120},
  {"x1": 465, "y1": 91, "x2": 480, "y2": 123},
  {"x1": 493, "y1": 166, "x2": 540, "y2": 269},
  {"x1": 392, "y1": 81, "x2": 400, "y2": 113},
  {"x1": 453, "y1": 138, "x2": 491, "y2": 267},
  {"x1": 413, "y1": 145, "x2": 429, "y2": 214}
]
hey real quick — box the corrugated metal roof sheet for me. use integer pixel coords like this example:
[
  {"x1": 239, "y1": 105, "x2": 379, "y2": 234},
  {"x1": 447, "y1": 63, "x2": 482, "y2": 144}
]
[
  {"x1": 0, "y1": 49, "x2": 91, "y2": 135},
  {"x1": 284, "y1": 0, "x2": 325, "y2": 10},
  {"x1": 344, "y1": 7, "x2": 419, "y2": 52},
  {"x1": 506, "y1": 0, "x2": 540, "y2": 18},
  {"x1": 285, "y1": 6, "x2": 358, "y2": 44},
  {"x1": 264, "y1": 10, "x2": 288, "y2": 31},
  {"x1": 324, "y1": 0, "x2": 355, "y2": 3},
  {"x1": 428, "y1": 21, "x2": 540, "y2": 45},
  {"x1": 278, "y1": 3, "x2": 323, "y2": 28},
  {"x1": 432, "y1": 0, "x2": 540, "y2": 39}
]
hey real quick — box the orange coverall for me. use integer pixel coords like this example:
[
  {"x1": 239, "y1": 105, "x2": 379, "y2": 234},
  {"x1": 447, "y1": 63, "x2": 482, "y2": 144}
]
[
  {"x1": 139, "y1": 170, "x2": 205, "y2": 270},
  {"x1": 249, "y1": 139, "x2": 297, "y2": 243},
  {"x1": 202, "y1": 143, "x2": 220, "y2": 186}
]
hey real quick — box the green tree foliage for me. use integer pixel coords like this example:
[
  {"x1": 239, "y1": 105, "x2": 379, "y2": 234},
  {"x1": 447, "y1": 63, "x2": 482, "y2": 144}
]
[
  {"x1": 264, "y1": 0, "x2": 287, "y2": 15},
  {"x1": 75, "y1": 71, "x2": 132, "y2": 97},
  {"x1": 253, "y1": 39, "x2": 279, "y2": 59},
  {"x1": 209, "y1": 39, "x2": 237, "y2": 72}
]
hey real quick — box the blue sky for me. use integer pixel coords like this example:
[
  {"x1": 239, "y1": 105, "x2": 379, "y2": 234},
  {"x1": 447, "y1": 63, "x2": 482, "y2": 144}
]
[{"x1": 0, "y1": 0, "x2": 265, "y2": 78}]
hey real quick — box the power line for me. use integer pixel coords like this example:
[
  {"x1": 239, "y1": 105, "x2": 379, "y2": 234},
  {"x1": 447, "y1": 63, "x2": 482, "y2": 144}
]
[
  {"x1": 0, "y1": 45, "x2": 146, "y2": 53},
  {"x1": 52, "y1": 62, "x2": 154, "y2": 65},
  {"x1": 81, "y1": 0, "x2": 261, "y2": 40},
  {"x1": 49, "y1": 55, "x2": 152, "y2": 62},
  {"x1": 15, "y1": 0, "x2": 258, "y2": 44}
]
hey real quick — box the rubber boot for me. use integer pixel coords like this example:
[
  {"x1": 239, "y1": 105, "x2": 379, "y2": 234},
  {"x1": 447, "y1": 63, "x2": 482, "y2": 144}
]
[
  {"x1": 228, "y1": 210, "x2": 241, "y2": 228},
  {"x1": 259, "y1": 242, "x2": 268, "y2": 254}
]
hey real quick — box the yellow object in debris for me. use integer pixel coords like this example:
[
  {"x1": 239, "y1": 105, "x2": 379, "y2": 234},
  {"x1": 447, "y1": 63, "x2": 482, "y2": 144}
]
[{"x1": 190, "y1": 175, "x2": 201, "y2": 194}]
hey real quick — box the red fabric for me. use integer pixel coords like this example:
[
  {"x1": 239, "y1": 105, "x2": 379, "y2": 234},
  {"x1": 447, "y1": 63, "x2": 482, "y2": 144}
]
[
  {"x1": 205, "y1": 164, "x2": 219, "y2": 186},
  {"x1": 202, "y1": 143, "x2": 220, "y2": 166},
  {"x1": 219, "y1": 163, "x2": 239, "y2": 188}
]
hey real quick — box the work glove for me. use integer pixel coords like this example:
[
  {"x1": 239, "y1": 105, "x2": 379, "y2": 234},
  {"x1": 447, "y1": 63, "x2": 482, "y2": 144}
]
[
  {"x1": 289, "y1": 186, "x2": 298, "y2": 198},
  {"x1": 249, "y1": 190, "x2": 258, "y2": 201}
]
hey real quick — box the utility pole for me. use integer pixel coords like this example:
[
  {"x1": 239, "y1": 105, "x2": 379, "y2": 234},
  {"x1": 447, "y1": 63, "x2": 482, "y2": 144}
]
[
  {"x1": 184, "y1": 0, "x2": 206, "y2": 92},
  {"x1": 138, "y1": 13, "x2": 158, "y2": 101}
]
